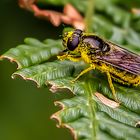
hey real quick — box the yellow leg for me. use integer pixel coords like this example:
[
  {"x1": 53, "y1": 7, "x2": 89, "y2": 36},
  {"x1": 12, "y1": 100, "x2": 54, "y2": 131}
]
[
  {"x1": 106, "y1": 72, "x2": 119, "y2": 102},
  {"x1": 71, "y1": 64, "x2": 95, "y2": 83},
  {"x1": 57, "y1": 54, "x2": 68, "y2": 60},
  {"x1": 57, "y1": 54, "x2": 81, "y2": 62}
]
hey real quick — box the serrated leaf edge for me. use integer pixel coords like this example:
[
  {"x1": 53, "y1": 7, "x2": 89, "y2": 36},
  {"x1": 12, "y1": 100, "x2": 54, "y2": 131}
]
[
  {"x1": 51, "y1": 101, "x2": 77, "y2": 140},
  {"x1": 0, "y1": 55, "x2": 21, "y2": 69},
  {"x1": 11, "y1": 73, "x2": 41, "y2": 87},
  {"x1": 47, "y1": 81, "x2": 76, "y2": 94}
]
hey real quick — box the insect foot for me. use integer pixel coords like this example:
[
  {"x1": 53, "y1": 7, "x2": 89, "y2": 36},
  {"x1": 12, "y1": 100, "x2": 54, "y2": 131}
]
[
  {"x1": 57, "y1": 55, "x2": 67, "y2": 60},
  {"x1": 70, "y1": 78, "x2": 78, "y2": 83}
]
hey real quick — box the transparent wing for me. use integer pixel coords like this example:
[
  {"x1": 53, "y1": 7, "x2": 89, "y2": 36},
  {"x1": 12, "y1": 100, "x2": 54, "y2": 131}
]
[{"x1": 97, "y1": 41, "x2": 140, "y2": 75}]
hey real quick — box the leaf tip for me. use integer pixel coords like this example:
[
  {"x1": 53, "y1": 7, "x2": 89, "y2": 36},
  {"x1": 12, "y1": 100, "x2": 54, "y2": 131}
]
[
  {"x1": 0, "y1": 55, "x2": 22, "y2": 69},
  {"x1": 135, "y1": 121, "x2": 140, "y2": 128},
  {"x1": 49, "y1": 84, "x2": 60, "y2": 93},
  {"x1": 12, "y1": 73, "x2": 41, "y2": 88},
  {"x1": 51, "y1": 101, "x2": 64, "y2": 127}
]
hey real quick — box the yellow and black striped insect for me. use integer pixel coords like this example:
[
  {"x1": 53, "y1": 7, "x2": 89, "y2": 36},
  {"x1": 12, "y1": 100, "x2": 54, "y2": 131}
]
[{"x1": 58, "y1": 29, "x2": 140, "y2": 102}]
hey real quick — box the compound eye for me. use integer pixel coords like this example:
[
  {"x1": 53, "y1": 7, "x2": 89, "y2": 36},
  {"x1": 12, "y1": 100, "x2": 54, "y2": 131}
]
[{"x1": 67, "y1": 36, "x2": 79, "y2": 51}]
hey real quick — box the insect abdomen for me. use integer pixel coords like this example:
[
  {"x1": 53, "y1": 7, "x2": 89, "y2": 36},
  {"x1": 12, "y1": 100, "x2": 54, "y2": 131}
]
[
  {"x1": 111, "y1": 73, "x2": 140, "y2": 86},
  {"x1": 94, "y1": 62, "x2": 140, "y2": 86}
]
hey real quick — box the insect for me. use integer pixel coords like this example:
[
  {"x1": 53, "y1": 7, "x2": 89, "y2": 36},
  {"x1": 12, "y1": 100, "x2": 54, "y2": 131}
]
[{"x1": 58, "y1": 29, "x2": 140, "y2": 102}]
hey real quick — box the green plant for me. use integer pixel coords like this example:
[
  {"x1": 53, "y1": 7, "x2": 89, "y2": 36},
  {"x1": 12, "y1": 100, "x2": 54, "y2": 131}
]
[{"x1": 1, "y1": 0, "x2": 140, "y2": 140}]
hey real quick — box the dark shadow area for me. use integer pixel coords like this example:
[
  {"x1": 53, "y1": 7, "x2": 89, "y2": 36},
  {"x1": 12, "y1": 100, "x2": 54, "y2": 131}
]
[{"x1": 0, "y1": 1, "x2": 72, "y2": 140}]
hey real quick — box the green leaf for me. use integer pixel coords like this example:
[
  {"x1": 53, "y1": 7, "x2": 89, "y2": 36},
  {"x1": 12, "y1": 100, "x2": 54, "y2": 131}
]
[
  {"x1": 12, "y1": 60, "x2": 85, "y2": 87},
  {"x1": 0, "y1": 38, "x2": 63, "y2": 69},
  {"x1": 1, "y1": 0, "x2": 140, "y2": 140},
  {"x1": 1, "y1": 36, "x2": 140, "y2": 139},
  {"x1": 49, "y1": 77, "x2": 140, "y2": 140}
]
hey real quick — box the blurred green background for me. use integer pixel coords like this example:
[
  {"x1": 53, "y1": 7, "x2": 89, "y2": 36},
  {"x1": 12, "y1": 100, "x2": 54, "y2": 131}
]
[{"x1": 0, "y1": 1, "x2": 71, "y2": 140}]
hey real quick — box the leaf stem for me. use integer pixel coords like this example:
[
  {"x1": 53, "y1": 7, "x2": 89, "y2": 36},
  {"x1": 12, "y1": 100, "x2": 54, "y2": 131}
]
[
  {"x1": 85, "y1": 0, "x2": 95, "y2": 32},
  {"x1": 84, "y1": 80, "x2": 98, "y2": 140}
]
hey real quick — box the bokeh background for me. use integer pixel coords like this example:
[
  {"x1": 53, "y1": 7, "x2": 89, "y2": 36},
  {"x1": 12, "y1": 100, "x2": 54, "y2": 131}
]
[{"x1": 0, "y1": 1, "x2": 71, "y2": 140}]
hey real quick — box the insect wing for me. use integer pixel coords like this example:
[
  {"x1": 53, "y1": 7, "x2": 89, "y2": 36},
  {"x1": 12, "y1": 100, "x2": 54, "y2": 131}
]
[{"x1": 97, "y1": 42, "x2": 140, "y2": 75}]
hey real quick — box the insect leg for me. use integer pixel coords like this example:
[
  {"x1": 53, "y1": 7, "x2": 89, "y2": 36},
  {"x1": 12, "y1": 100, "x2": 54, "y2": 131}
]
[
  {"x1": 57, "y1": 54, "x2": 68, "y2": 60},
  {"x1": 106, "y1": 72, "x2": 119, "y2": 102},
  {"x1": 58, "y1": 54, "x2": 81, "y2": 62},
  {"x1": 71, "y1": 64, "x2": 95, "y2": 82},
  {"x1": 67, "y1": 55, "x2": 81, "y2": 62}
]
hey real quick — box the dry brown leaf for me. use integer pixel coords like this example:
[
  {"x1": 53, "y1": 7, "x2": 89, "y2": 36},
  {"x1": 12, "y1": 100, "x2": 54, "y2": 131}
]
[
  {"x1": 19, "y1": 0, "x2": 85, "y2": 29},
  {"x1": 95, "y1": 92, "x2": 120, "y2": 108},
  {"x1": 132, "y1": 8, "x2": 140, "y2": 14}
]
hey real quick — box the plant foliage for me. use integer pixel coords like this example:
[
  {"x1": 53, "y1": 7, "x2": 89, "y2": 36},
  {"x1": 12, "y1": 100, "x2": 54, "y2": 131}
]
[{"x1": 1, "y1": 0, "x2": 140, "y2": 140}]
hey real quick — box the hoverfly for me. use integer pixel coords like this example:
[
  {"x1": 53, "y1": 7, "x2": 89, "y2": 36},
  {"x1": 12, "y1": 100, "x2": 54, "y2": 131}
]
[{"x1": 58, "y1": 29, "x2": 140, "y2": 102}]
